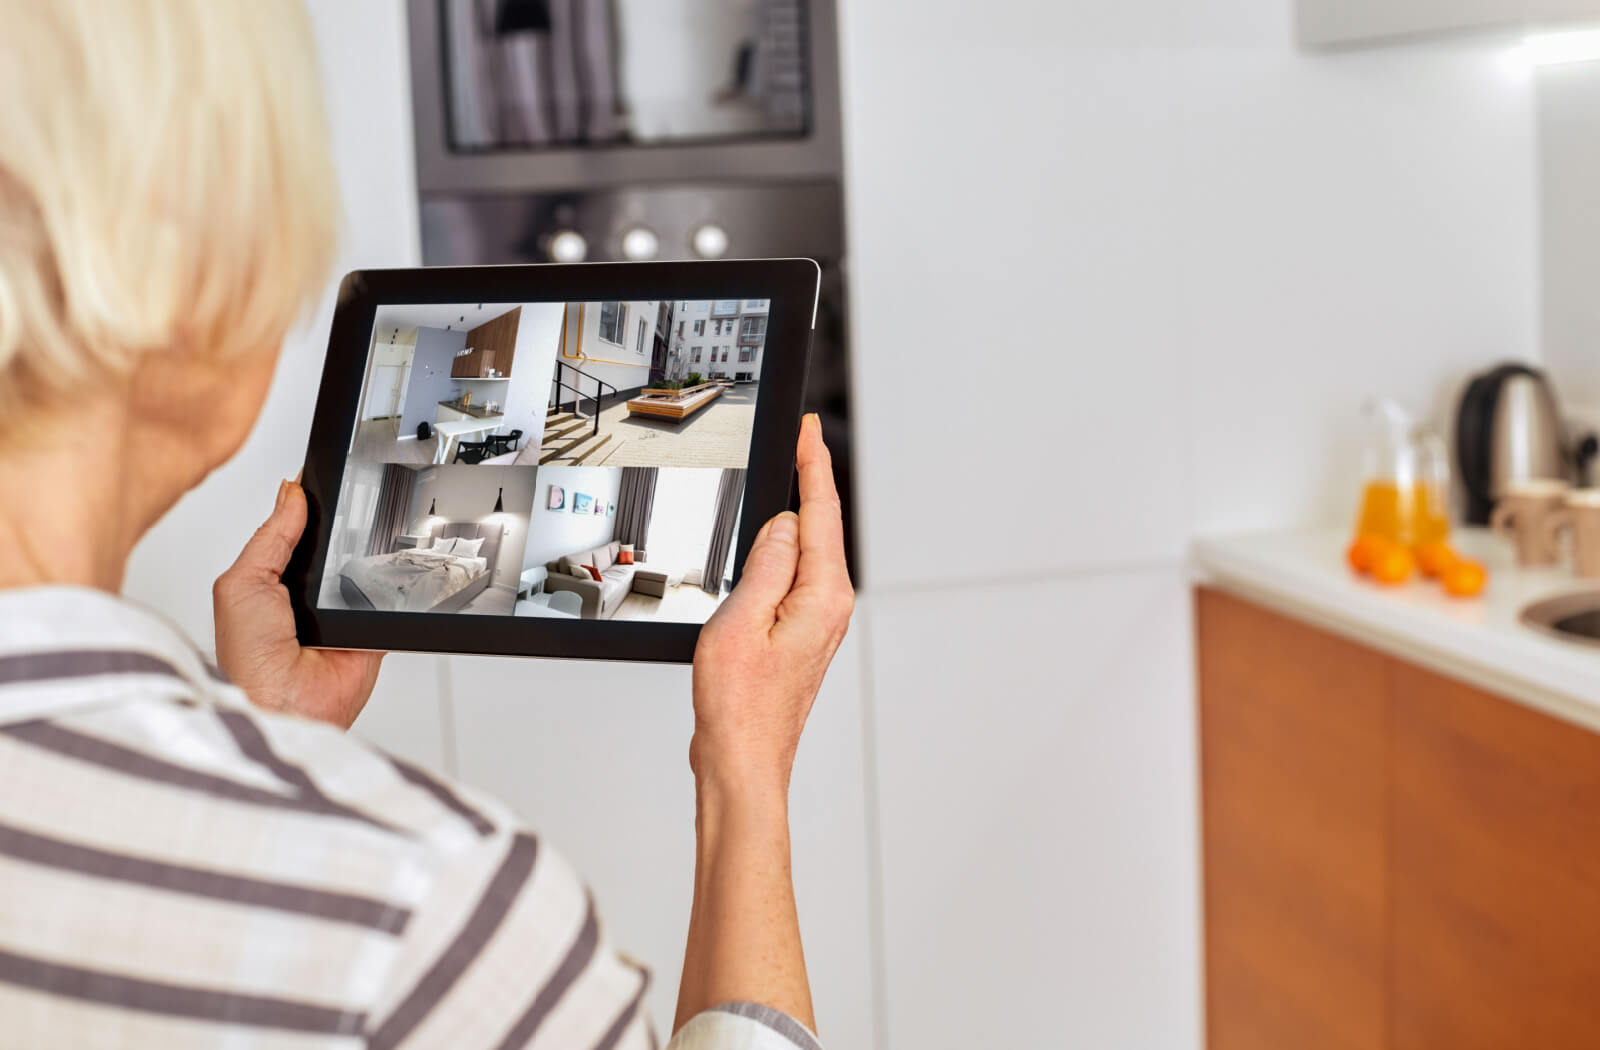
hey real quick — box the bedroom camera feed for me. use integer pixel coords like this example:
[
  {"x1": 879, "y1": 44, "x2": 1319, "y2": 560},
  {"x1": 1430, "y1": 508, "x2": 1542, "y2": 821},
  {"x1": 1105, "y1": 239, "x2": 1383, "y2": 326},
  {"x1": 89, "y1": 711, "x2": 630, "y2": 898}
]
[
  {"x1": 322, "y1": 295, "x2": 770, "y2": 624},
  {"x1": 319, "y1": 464, "x2": 536, "y2": 616}
]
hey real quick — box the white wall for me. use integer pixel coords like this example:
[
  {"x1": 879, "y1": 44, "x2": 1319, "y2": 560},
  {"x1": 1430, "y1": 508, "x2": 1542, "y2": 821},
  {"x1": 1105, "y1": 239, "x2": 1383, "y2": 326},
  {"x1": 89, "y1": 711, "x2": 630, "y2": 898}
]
[
  {"x1": 408, "y1": 465, "x2": 537, "y2": 592},
  {"x1": 1538, "y1": 60, "x2": 1600, "y2": 412},
  {"x1": 839, "y1": 1, "x2": 1536, "y2": 1048},
  {"x1": 522, "y1": 466, "x2": 624, "y2": 571},
  {"x1": 499, "y1": 302, "x2": 567, "y2": 446},
  {"x1": 400, "y1": 326, "x2": 469, "y2": 437},
  {"x1": 559, "y1": 300, "x2": 656, "y2": 398},
  {"x1": 1179, "y1": 36, "x2": 1538, "y2": 539}
]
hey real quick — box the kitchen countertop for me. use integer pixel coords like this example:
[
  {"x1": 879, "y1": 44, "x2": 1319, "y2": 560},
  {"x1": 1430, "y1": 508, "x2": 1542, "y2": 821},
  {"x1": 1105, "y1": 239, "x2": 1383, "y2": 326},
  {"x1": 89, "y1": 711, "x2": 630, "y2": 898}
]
[
  {"x1": 1193, "y1": 527, "x2": 1600, "y2": 733},
  {"x1": 438, "y1": 399, "x2": 502, "y2": 420}
]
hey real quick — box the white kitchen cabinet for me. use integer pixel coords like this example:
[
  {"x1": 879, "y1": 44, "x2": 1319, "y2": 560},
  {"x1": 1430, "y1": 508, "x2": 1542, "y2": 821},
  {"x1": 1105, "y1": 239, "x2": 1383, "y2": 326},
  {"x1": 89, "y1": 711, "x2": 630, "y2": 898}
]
[
  {"x1": 866, "y1": 570, "x2": 1200, "y2": 1050},
  {"x1": 446, "y1": 624, "x2": 876, "y2": 1048},
  {"x1": 837, "y1": 8, "x2": 1191, "y2": 593},
  {"x1": 1297, "y1": 0, "x2": 1600, "y2": 48}
]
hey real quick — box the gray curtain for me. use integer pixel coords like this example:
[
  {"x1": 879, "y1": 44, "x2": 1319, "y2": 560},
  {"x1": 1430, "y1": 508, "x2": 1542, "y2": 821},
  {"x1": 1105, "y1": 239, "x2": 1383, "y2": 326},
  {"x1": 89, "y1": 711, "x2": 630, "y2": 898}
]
[
  {"x1": 447, "y1": 0, "x2": 619, "y2": 148},
  {"x1": 366, "y1": 464, "x2": 415, "y2": 556},
  {"x1": 614, "y1": 467, "x2": 656, "y2": 549},
  {"x1": 701, "y1": 469, "x2": 746, "y2": 596}
]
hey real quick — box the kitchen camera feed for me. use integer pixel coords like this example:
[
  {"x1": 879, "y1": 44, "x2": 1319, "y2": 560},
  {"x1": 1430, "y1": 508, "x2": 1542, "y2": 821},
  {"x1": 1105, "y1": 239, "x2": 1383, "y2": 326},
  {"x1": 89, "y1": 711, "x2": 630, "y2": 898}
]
[{"x1": 319, "y1": 298, "x2": 770, "y2": 622}]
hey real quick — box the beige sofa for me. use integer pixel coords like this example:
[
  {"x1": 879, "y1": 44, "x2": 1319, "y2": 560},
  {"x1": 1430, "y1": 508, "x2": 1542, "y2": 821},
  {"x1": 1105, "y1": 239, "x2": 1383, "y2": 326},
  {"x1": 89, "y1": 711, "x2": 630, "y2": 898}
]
[{"x1": 543, "y1": 541, "x2": 647, "y2": 619}]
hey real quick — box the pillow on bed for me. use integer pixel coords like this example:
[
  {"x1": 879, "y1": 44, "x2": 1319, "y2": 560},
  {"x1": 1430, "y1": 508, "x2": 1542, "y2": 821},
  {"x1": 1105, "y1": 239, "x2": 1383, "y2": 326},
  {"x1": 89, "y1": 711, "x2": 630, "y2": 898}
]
[
  {"x1": 429, "y1": 537, "x2": 457, "y2": 554},
  {"x1": 453, "y1": 536, "x2": 485, "y2": 559}
]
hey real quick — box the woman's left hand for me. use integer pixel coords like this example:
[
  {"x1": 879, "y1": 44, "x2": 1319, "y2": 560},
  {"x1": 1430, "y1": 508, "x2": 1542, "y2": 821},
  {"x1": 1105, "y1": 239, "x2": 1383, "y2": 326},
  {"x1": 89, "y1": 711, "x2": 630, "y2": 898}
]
[{"x1": 213, "y1": 478, "x2": 384, "y2": 729}]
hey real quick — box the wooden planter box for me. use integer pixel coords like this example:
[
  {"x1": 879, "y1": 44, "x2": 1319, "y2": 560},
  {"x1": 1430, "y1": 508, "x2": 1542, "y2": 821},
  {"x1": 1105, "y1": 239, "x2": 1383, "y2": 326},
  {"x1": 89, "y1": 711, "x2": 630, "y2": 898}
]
[
  {"x1": 640, "y1": 382, "x2": 719, "y2": 400},
  {"x1": 627, "y1": 384, "x2": 724, "y2": 421}
]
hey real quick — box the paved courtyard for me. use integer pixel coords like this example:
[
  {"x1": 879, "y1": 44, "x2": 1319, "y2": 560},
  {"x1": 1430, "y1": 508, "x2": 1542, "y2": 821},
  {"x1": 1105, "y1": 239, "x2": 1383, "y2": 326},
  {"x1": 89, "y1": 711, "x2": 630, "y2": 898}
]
[{"x1": 591, "y1": 384, "x2": 759, "y2": 468}]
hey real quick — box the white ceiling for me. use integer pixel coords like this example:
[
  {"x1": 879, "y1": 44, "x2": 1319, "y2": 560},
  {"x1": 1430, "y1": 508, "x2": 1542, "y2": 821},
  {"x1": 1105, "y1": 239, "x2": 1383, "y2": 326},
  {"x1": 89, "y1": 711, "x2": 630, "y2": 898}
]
[{"x1": 370, "y1": 302, "x2": 522, "y2": 338}]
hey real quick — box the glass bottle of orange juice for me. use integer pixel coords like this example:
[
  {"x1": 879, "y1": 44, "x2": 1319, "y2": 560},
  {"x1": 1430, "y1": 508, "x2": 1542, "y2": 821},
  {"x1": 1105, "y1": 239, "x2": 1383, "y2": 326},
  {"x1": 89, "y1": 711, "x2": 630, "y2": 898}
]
[{"x1": 1356, "y1": 400, "x2": 1450, "y2": 548}]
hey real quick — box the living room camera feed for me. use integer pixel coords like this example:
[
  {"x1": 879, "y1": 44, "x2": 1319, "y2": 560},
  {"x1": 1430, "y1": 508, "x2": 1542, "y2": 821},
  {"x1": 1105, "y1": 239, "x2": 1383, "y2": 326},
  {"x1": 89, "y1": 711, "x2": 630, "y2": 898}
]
[
  {"x1": 321, "y1": 297, "x2": 770, "y2": 624},
  {"x1": 523, "y1": 465, "x2": 745, "y2": 621}
]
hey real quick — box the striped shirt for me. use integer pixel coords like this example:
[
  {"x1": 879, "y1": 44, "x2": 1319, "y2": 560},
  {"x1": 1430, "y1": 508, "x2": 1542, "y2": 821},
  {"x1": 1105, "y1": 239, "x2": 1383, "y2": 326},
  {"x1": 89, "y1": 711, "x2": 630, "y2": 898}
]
[{"x1": 0, "y1": 586, "x2": 822, "y2": 1050}]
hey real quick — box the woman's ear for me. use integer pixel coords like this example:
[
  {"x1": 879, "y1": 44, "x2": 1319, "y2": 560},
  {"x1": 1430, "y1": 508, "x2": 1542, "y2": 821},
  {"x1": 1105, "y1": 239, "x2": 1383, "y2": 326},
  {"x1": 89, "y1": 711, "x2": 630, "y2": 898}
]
[{"x1": 128, "y1": 338, "x2": 284, "y2": 475}]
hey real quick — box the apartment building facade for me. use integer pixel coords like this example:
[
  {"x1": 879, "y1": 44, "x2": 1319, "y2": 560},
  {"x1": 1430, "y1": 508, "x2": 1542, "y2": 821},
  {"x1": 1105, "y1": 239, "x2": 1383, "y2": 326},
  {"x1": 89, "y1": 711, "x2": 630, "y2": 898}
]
[{"x1": 670, "y1": 299, "x2": 769, "y2": 382}]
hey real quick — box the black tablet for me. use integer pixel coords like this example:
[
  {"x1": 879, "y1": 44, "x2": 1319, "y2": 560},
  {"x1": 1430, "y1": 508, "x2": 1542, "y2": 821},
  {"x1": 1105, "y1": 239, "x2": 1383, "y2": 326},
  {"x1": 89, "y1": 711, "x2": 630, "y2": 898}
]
[{"x1": 285, "y1": 260, "x2": 819, "y2": 662}]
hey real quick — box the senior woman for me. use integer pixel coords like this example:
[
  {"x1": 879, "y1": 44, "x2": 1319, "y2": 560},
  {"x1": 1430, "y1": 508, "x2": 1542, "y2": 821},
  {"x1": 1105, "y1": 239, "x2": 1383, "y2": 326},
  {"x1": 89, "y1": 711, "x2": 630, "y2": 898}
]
[{"x1": 0, "y1": 3, "x2": 851, "y2": 1048}]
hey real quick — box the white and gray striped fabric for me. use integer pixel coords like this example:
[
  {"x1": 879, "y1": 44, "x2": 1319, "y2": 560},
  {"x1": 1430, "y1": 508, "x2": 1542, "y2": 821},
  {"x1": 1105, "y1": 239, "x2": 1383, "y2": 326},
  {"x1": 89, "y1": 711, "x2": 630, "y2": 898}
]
[{"x1": 0, "y1": 586, "x2": 822, "y2": 1050}]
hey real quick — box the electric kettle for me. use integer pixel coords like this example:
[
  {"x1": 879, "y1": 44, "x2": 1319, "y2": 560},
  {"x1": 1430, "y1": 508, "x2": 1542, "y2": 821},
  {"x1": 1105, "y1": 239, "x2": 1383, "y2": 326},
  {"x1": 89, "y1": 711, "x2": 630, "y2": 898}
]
[{"x1": 1455, "y1": 363, "x2": 1569, "y2": 525}]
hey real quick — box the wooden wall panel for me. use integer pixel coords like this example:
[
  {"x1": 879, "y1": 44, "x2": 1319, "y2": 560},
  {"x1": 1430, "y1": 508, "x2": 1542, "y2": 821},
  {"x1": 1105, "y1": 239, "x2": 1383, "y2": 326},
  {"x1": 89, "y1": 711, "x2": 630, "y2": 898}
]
[
  {"x1": 1390, "y1": 662, "x2": 1600, "y2": 1050},
  {"x1": 455, "y1": 306, "x2": 521, "y2": 378},
  {"x1": 1197, "y1": 588, "x2": 1390, "y2": 1050}
]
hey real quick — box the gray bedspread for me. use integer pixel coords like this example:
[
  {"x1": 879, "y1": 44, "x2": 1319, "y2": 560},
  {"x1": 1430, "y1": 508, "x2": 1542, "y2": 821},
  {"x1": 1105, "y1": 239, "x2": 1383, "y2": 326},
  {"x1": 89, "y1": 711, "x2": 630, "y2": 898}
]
[{"x1": 339, "y1": 549, "x2": 486, "y2": 612}]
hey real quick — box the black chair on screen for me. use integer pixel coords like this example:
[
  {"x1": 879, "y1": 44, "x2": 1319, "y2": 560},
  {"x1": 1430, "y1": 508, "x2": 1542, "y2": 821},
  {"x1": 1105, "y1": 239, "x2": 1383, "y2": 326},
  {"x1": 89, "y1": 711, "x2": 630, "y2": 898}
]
[
  {"x1": 487, "y1": 429, "x2": 523, "y2": 456},
  {"x1": 452, "y1": 439, "x2": 495, "y2": 465}
]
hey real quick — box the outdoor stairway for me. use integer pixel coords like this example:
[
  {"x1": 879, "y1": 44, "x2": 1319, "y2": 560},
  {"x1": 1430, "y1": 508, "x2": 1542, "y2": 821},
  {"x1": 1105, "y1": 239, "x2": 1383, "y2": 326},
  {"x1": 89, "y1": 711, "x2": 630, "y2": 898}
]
[{"x1": 539, "y1": 407, "x2": 611, "y2": 465}]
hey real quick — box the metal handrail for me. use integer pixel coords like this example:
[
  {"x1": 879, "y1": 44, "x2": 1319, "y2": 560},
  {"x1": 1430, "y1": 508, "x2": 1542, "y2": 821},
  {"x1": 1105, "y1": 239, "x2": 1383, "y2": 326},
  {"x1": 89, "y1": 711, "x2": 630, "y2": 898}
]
[{"x1": 552, "y1": 361, "x2": 616, "y2": 441}]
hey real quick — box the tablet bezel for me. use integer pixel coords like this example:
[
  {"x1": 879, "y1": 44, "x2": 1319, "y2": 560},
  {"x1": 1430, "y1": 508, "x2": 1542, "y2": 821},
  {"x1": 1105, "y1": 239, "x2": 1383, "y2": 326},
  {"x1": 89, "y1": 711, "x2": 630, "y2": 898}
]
[{"x1": 285, "y1": 259, "x2": 819, "y2": 663}]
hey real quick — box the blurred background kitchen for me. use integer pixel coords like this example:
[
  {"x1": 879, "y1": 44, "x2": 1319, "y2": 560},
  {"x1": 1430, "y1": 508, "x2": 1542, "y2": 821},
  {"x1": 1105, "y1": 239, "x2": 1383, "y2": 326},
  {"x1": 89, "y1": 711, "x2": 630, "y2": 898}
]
[{"x1": 125, "y1": 1, "x2": 1600, "y2": 1047}]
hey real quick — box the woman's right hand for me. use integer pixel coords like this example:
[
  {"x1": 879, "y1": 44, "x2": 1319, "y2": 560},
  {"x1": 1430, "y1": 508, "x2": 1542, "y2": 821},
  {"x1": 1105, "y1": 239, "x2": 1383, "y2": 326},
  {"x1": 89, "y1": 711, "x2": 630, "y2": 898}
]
[
  {"x1": 675, "y1": 414, "x2": 853, "y2": 1035},
  {"x1": 690, "y1": 413, "x2": 854, "y2": 799}
]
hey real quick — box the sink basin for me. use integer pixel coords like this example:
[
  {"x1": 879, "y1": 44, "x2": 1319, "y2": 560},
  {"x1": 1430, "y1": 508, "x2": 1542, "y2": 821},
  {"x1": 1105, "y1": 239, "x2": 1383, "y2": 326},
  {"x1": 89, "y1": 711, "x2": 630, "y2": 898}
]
[{"x1": 1521, "y1": 591, "x2": 1600, "y2": 649}]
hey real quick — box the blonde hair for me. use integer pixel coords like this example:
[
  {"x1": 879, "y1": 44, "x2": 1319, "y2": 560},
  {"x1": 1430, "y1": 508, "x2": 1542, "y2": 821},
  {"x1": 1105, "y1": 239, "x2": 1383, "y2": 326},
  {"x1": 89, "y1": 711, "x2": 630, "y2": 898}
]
[{"x1": 0, "y1": 0, "x2": 337, "y2": 433}]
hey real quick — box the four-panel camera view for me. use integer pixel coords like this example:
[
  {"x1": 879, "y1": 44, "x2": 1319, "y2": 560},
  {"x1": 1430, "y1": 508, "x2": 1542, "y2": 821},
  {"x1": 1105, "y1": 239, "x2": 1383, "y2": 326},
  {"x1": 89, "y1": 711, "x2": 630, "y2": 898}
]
[{"x1": 320, "y1": 298, "x2": 771, "y2": 623}]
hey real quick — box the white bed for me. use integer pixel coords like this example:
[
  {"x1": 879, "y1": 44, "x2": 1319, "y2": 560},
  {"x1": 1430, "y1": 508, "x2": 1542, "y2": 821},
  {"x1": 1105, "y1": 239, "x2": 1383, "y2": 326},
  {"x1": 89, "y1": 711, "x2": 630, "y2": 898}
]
[{"x1": 336, "y1": 523, "x2": 501, "y2": 613}]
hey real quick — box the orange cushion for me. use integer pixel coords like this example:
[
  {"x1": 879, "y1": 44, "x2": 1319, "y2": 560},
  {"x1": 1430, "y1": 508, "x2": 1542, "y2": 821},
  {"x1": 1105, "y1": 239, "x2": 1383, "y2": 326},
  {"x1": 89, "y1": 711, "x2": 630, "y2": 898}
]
[
  {"x1": 618, "y1": 550, "x2": 634, "y2": 565},
  {"x1": 582, "y1": 564, "x2": 603, "y2": 582}
]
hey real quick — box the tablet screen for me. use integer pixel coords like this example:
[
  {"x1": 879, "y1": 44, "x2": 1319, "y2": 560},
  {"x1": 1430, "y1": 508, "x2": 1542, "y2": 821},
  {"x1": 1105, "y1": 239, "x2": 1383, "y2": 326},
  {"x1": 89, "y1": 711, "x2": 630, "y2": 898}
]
[{"x1": 318, "y1": 299, "x2": 767, "y2": 625}]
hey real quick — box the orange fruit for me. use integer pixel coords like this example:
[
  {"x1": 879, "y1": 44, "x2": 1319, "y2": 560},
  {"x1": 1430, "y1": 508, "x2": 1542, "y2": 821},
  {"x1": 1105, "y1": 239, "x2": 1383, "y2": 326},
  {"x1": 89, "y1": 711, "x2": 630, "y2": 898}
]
[
  {"x1": 1371, "y1": 545, "x2": 1415, "y2": 585},
  {"x1": 1414, "y1": 541, "x2": 1459, "y2": 579},
  {"x1": 1347, "y1": 533, "x2": 1391, "y2": 575},
  {"x1": 1442, "y1": 559, "x2": 1487, "y2": 598}
]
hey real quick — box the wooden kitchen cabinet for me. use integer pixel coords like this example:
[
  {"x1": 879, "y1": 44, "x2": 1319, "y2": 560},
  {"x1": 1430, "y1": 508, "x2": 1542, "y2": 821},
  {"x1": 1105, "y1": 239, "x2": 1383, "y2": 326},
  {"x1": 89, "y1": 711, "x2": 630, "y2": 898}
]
[
  {"x1": 1198, "y1": 589, "x2": 1388, "y2": 1050},
  {"x1": 453, "y1": 306, "x2": 521, "y2": 378},
  {"x1": 1389, "y1": 663, "x2": 1600, "y2": 1050},
  {"x1": 1198, "y1": 587, "x2": 1600, "y2": 1050}
]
